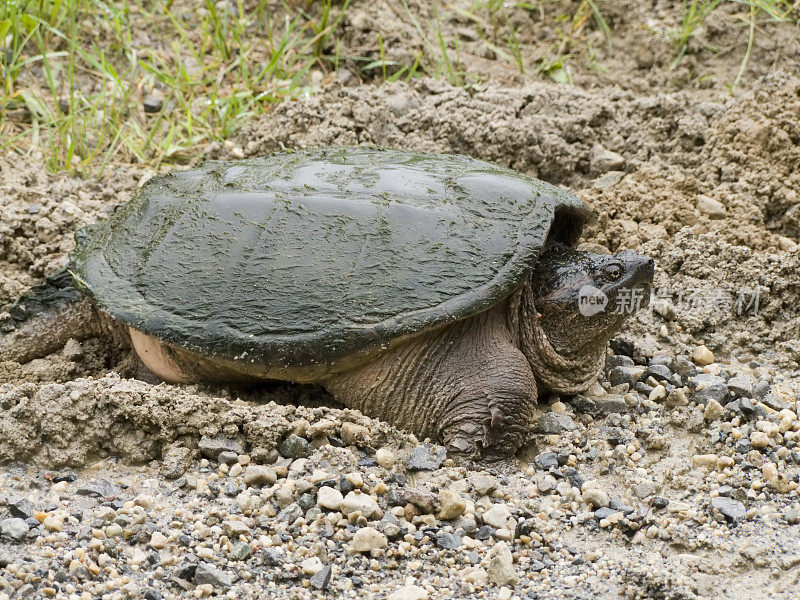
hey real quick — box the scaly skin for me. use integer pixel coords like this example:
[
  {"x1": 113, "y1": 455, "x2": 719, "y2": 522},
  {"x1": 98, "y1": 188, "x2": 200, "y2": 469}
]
[{"x1": 324, "y1": 301, "x2": 538, "y2": 461}]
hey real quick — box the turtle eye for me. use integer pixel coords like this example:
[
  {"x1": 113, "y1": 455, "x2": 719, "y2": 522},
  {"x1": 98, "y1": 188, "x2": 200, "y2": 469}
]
[{"x1": 604, "y1": 263, "x2": 623, "y2": 281}]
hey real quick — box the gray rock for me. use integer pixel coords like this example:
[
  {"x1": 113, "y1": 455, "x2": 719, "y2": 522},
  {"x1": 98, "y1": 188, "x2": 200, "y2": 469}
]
[
  {"x1": 693, "y1": 384, "x2": 728, "y2": 405},
  {"x1": 538, "y1": 412, "x2": 577, "y2": 434},
  {"x1": 76, "y1": 478, "x2": 121, "y2": 499},
  {"x1": 277, "y1": 503, "x2": 303, "y2": 524},
  {"x1": 753, "y1": 380, "x2": 771, "y2": 400},
  {"x1": 593, "y1": 395, "x2": 626, "y2": 415},
  {"x1": 609, "y1": 366, "x2": 644, "y2": 387},
  {"x1": 310, "y1": 564, "x2": 332, "y2": 590},
  {"x1": 760, "y1": 392, "x2": 789, "y2": 411},
  {"x1": 726, "y1": 375, "x2": 753, "y2": 398},
  {"x1": 278, "y1": 434, "x2": 314, "y2": 459},
  {"x1": 0, "y1": 518, "x2": 29, "y2": 542},
  {"x1": 194, "y1": 563, "x2": 232, "y2": 590},
  {"x1": 435, "y1": 532, "x2": 461, "y2": 550},
  {"x1": 406, "y1": 444, "x2": 447, "y2": 471},
  {"x1": 785, "y1": 508, "x2": 800, "y2": 525},
  {"x1": 534, "y1": 452, "x2": 559, "y2": 470},
  {"x1": 229, "y1": 541, "x2": 251, "y2": 561},
  {"x1": 6, "y1": 496, "x2": 34, "y2": 520},
  {"x1": 198, "y1": 435, "x2": 243, "y2": 461},
  {"x1": 217, "y1": 451, "x2": 239, "y2": 465},
  {"x1": 646, "y1": 364, "x2": 672, "y2": 382},
  {"x1": 143, "y1": 94, "x2": 163, "y2": 113},
  {"x1": 605, "y1": 355, "x2": 634, "y2": 371},
  {"x1": 710, "y1": 496, "x2": 746, "y2": 523}
]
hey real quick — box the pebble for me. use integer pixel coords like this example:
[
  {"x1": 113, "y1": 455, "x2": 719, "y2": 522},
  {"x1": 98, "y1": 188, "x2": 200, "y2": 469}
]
[
  {"x1": 727, "y1": 375, "x2": 753, "y2": 398},
  {"x1": 482, "y1": 504, "x2": 512, "y2": 529},
  {"x1": 310, "y1": 564, "x2": 332, "y2": 590},
  {"x1": 341, "y1": 490, "x2": 380, "y2": 518},
  {"x1": 470, "y1": 473, "x2": 498, "y2": 496},
  {"x1": 194, "y1": 562, "x2": 232, "y2": 590},
  {"x1": 198, "y1": 435, "x2": 243, "y2": 461},
  {"x1": 750, "y1": 431, "x2": 770, "y2": 449},
  {"x1": 142, "y1": 94, "x2": 164, "y2": 113},
  {"x1": 704, "y1": 399, "x2": 726, "y2": 421},
  {"x1": 487, "y1": 541, "x2": 517, "y2": 587},
  {"x1": 692, "y1": 346, "x2": 715, "y2": 366},
  {"x1": 388, "y1": 585, "x2": 429, "y2": 600},
  {"x1": 406, "y1": 444, "x2": 446, "y2": 471},
  {"x1": 317, "y1": 486, "x2": 344, "y2": 511},
  {"x1": 710, "y1": 496, "x2": 746, "y2": 523},
  {"x1": 538, "y1": 412, "x2": 577, "y2": 434},
  {"x1": 0, "y1": 518, "x2": 29, "y2": 542},
  {"x1": 351, "y1": 527, "x2": 388, "y2": 552},
  {"x1": 375, "y1": 447, "x2": 396, "y2": 468},
  {"x1": 242, "y1": 465, "x2": 277, "y2": 487},
  {"x1": 278, "y1": 434, "x2": 314, "y2": 459},
  {"x1": 437, "y1": 489, "x2": 466, "y2": 520},
  {"x1": 695, "y1": 195, "x2": 727, "y2": 219}
]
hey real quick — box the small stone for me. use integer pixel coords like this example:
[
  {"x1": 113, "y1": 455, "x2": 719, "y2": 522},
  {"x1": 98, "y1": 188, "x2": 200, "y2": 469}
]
[
  {"x1": 437, "y1": 490, "x2": 466, "y2": 520},
  {"x1": 310, "y1": 564, "x2": 332, "y2": 590},
  {"x1": 406, "y1": 444, "x2": 446, "y2": 471},
  {"x1": 538, "y1": 412, "x2": 577, "y2": 434},
  {"x1": 0, "y1": 518, "x2": 29, "y2": 542},
  {"x1": 279, "y1": 434, "x2": 314, "y2": 459},
  {"x1": 487, "y1": 541, "x2": 517, "y2": 587},
  {"x1": 76, "y1": 478, "x2": 120, "y2": 499},
  {"x1": 609, "y1": 366, "x2": 645, "y2": 387},
  {"x1": 43, "y1": 515, "x2": 63, "y2": 532},
  {"x1": 341, "y1": 422, "x2": 371, "y2": 446},
  {"x1": 591, "y1": 144, "x2": 625, "y2": 172},
  {"x1": 470, "y1": 473, "x2": 498, "y2": 496},
  {"x1": 482, "y1": 504, "x2": 512, "y2": 529},
  {"x1": 435, "y1": 532, "x2": 461, "y2": 550},
  {"x1": 710, "y1": 496, "x2": 746, "y2": 523},
  {"x1": 375, "y1": 448, "x2": 396, "y2": 469},
  {"x1": 750, "y1": 431, "x2": 770, "y2": 449},
  {"x1": 351, "y1": 527, "x2": 387, "y2": 552},
  {"x1": 593, "y1": 395, "x2": 627, "y2": 414},
  {"x1": 229, "y1": 540, "x2": 251, "y2": 561},
  {"x1": 727, "y1": 375, "x2": 753, "y2": 398},
  {"x1": 217, "y1": 451, "x2": 238, "y2": 465},
  {"x1": 693, "y1": 384, "x2": 728, "y2": 406},
  {"x1": 198, "y1": 435, "x2": 243, "y2": 461},
  {"x1": 704, "y1": 399, "x2": 726, "y2": 421},
  {"x1": 142, "y1": 94, "x2": 163, "y2": 113},
  {"x1": 341, "y1": 491, "x2": 380, "y2": 519},
  {"x1": 762, "y1": 462, "x2": 779, "y2": 486},
  {"x1": 696, "y1": 195, "x2": 726, "y2": 219},
  {"x1": 785, "y1": 508, "x2": 800, "y2": 524},
  {"x1": 403, "y1": 488, "x2": 437, "y2": 513},
  {"x1": 150, "y1": 532, "x2": 169, "y2": 549},
  {"x1": 692, "y1": 345, "x2": 715, "y2": 366},
  {"x1": 581, "y1": 483, "x2": 610, "y2": 508},
  {"x1": 534, "y1": 452, "x2": 559, "y2": 470},
  {"x1": 6, "y1": 497, "x2": 34, "y2": 520},
  {"x1": 194, "y1": 562, "x2": 232, "y2": 590},
  {"x1": 388, "y1": 585, "x2": 428, "y2": 600},
  {"x1": 242, "y1": 465, "x2": 277, "y2": 487},
  {"x1": 277, "y1": 503, "x2": 303, "y2": 524},
  {"x1": 649, "y1": 384, "x2": 667, "y2": 402},
  {"x1": 317, "y1": 486, "x2": 344, "y2": 511},
  {"x1": 301, "y1": 557, "x2": 325, "y2": 575},
  {"x1": 692, "y1": 454, "x2": 718, "y2": 469}
]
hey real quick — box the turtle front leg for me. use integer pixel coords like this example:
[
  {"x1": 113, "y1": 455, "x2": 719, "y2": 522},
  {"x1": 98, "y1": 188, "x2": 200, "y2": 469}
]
[{"x1": 323, "y1": 304, "x2": 538, "y2": 460}]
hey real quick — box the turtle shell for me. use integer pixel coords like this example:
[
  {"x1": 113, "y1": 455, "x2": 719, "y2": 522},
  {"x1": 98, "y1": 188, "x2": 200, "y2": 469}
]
[{"x1": 71, "y1": 148, "x2": 593, "y2": 367}]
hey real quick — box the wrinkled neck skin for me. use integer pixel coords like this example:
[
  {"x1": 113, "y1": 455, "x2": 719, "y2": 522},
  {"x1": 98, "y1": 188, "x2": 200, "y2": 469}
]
[{"x1": 515, "y1": 283, "x2": 606, "y2": 395}]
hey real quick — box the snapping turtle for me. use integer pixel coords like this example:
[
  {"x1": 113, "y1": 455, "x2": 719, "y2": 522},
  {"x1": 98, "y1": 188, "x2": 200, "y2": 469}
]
[{"x1": 1, "y1": 148, "x2": 653, "y2": 459}]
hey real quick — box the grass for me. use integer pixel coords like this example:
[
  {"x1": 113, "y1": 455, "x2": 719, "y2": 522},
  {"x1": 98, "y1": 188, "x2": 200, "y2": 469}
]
[
  {"x1": 0, "y1": 0, "x2": 351, "y2": 175},
  {"x1": 2, "y1": 0, "x2": 799, "y2": 174},
  {"x1": 667, "y1": 0, "x2": 798, "y2": 91}
]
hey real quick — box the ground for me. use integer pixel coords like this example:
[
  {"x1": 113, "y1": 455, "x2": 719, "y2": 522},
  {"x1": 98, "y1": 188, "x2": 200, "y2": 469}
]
[{"x1": 1, "y1": 1, "x2": 799, "y2": 599}]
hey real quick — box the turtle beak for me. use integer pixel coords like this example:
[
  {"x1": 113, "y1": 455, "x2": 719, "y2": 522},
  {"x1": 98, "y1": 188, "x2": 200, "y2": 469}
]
[{"x1": 616, "y1": 251, "x2": 654, "y2": 308}]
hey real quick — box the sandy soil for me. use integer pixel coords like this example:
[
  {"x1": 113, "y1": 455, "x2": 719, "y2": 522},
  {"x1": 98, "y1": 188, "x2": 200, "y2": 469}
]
[{"x1": 1, "y1": 1, "x2": 799, "y2": 598}]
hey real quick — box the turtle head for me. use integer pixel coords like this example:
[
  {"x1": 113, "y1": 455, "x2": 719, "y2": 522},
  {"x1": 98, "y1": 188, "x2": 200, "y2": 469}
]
[
  {"x1": 528, "y1": 242, "x2": 654, "y2": 357},
  {"x1": 518, "y1": 242, "x2": 653, "y2": 394}
]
